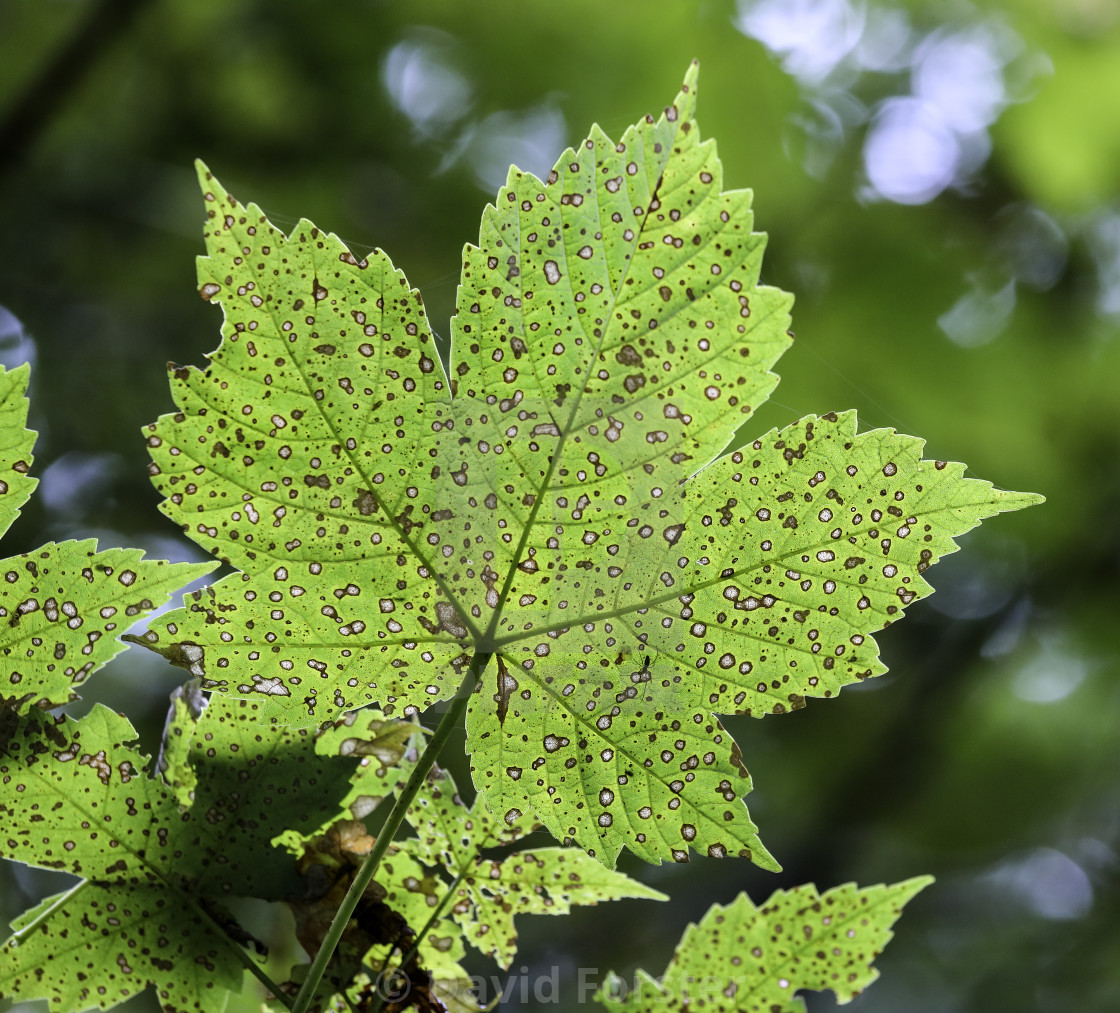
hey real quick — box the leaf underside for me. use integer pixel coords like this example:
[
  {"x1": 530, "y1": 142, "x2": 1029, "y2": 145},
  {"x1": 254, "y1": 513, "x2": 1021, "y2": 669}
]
[
  {"x1": 597, "y1": 877, "x2": 933, "y2": 1013},
  {"x1": 137, "y1": 62, "x2": 1041, "y2": 867},
  {"x1": 0, "y1": 363, "x2": 36, "y2": 537}
]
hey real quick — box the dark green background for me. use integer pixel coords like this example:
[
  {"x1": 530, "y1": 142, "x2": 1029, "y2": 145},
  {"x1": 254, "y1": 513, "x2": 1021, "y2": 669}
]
[{"x1": 1, "y1": 0, "x2": 1117, "y2": 1010}]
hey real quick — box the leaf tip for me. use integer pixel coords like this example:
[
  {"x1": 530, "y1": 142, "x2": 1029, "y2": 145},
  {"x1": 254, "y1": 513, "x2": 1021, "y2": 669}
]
[
  {"x1": 193, "y1": 159, "x2": 232, "y2": 213},
  {"x1": 988, "y1": 487, "x2": 1045, "y2": 518},
  {"x1": 894, "y1": 872, "x2": 936, "y2": 903},
  {"x1": 738, "y1": 832, "x2": 783, "y2": 874},
  {"x1": 672, "y1": 60, "x2": 701, "y2": 124},
  {"x1": 683, "y1": 58, "x2": 700, "y2": 89},
  {"x1": 757, "y1": 850, "x2": 783, "y2": 874}
]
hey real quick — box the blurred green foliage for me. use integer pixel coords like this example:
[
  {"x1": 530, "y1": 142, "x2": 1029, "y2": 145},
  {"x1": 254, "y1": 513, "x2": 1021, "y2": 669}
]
[{"x1": 1, "y1": 1, "x2": 1118, "y2": 1011}]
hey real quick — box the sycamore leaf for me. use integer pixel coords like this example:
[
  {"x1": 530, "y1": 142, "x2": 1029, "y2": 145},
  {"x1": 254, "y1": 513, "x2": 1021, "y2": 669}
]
[
  {"x1": 0, "y1": 693, "x2": 374, "y2": 1012},
  {"x1": 165, "y1": 694, "x2": 377, "y2": 899},
  {"x1": 0, "y1": 362, "x2": 216, "y2": 714},
  {"x1": 280, "y1": 760, "x2": 662, "y2": 1010},
  {"x1": 0, "y1": 880, "x2": 243, "y2": 1013},
  {"x1": 253, "y1": 711, "x2": 430, "y2": 1012},
  {"x1": 287, "y1": 833, "x2": 429, "y2": 983},
  {"x1": 312, "y1": 707, "x2": 419, "y2": 820},
  {"x1": 402, "y1": 765, "x2": 666, "y2": 969},
  {"x1": 404, "y1": 760, "x2": 541, "y2": 871},
  {"x1": 137, "y1": 63, "x2": 1041, "y2": 868},
  {"x1": 449, "y1": 824, "x2": 668, "y2": 971},
  {"x1": 0, "y1": 706, "x2": 241, "y2": 1012},
  {"x1": 363, "y1": 849, "x2": 482, "y2": 1013},
  {"x1": 596, "y1": 878, "x2": 933, "y2": 1013}
]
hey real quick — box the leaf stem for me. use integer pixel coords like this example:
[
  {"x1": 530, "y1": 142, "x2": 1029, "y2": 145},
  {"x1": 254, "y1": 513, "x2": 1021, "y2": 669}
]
[{"x1": 291, "y1": 652, "x2": 491, "y2": 1013}]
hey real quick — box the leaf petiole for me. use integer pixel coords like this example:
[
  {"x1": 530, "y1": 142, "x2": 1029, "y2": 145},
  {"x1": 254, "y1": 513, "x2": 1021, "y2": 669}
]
[{"x1": 290, "y1": 651, "x2": 492, "y2": 1013}]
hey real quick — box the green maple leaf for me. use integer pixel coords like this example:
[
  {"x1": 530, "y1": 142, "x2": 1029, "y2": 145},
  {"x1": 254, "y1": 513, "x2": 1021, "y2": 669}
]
[
  {"x1": 0, "y1": 693, "x2": 377, "y2": 1011},
  {"x1": 0, "y1": 362, "x2": 215, "y2": 714},
  {"x1": 137, "y1": 63, "x2": 1041, "y2": 868},
  {"x1": 596, "y1": 878, "x2": 932, "y2": 1013},
  {"x1": 403, "y1": 765, "x2": 666, "y2": 969},
  {"x1": 358, "y1": 848, "x2": 476, "y2": 1008}
]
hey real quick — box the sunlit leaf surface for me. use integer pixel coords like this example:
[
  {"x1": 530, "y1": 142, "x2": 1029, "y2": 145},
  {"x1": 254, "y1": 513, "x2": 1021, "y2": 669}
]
[
  {"x1": 0, "y1": 363, "x2": 215, "y2": 715},
  {"x1": 404, "y1": 764, "x2": 665, "y2": 969},
  {"x1": 0, "y1": 363, "x2": 37, "y2": 536},
  {"x1": 139, "y1": 63, "x2": 1040, "y2": 867},
  {"x1": 276, "y1": 752, "x2": 661, "y2": 1011},
  {"x1": 597, "y1": 878, "x2": 933, "y2": 1013}
]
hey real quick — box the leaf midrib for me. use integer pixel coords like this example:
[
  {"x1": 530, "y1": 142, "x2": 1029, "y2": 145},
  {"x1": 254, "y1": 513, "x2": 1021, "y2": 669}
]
[{"x1": 481, "y1": 106, "x2": 688, "y2": 650}]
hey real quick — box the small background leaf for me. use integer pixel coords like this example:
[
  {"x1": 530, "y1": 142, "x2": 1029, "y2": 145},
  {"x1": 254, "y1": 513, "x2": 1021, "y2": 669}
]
[
  {"x1": 597, "y1": 877, "x2": 933, "y2": 1013},
  {"x1": 0, "y1": 706, "x2": 243, "y2": 1012},
  {"x1": 402, "y1": 765, "x2": 666, "y2": 970},
  {"x1": 271, "y1": 707, "x2": 421, "y2": 856}
]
